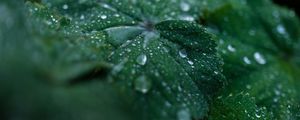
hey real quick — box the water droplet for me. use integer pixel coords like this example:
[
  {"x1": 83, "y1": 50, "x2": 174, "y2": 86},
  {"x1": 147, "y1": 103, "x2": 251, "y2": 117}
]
[
  {"x1": 246, "y1": 85, "x2": 251, "y2": 89},
  {"x1": 274, "y1": 89, "x2": 281, "y2": 96},
  {"x1": 273, "y1": 98, "x2": 279, "y2": 102},
  {"x1": 136, "y1": 54, "x2": 147, "y2": 65},
  {"x1": 227, "y1": 45, "x2": 236, "y2": 52},
  {"x1": 276, "y1": 24, "x2": 286, "y2": 34},
  {"x1": 62, "y1": 4, "x2": 68, "y2": 9},
  {"x1": 80, "y1": 15, "x2": 85, "y2": 20},
  {"x1": 100, "y1": 15, "x2": 107, "y2": 19},
  {"x1": 165, "y1": 101, "x2": 172, "y2": 107},
  {"x1": 179, "y1": 49, "x2": 187, "y2": 58},
  {"x1": 255, "y1": 113, "x2": 261, "y2": 118},
  {"x1": 187, "y1": 60, "x2": 194, "y2": 65},
  {"x1": 243, "y1": 56, "x2": 251, "y2": 64},
  {"x1": 254, "y1": 52, "x2": 266, "y2": 64},
  {"x1": 177, "y1": 109, "x2": 191, "y2": 120},
  {"x1": 114, "y1": 14, "x2": 120, "y2": 17},
  {"x1": 134, "y1": 75, "x2": 151, "y2": 94},
  {"x1": 180, "y1": 2, "x2": 190, "y2": 12},
  {"x1": 178, "y1": 86, "x2": 182, "y2": 92}
]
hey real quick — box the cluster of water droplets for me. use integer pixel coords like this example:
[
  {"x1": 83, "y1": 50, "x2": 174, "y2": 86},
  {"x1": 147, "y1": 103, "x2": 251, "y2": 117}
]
[
  {"x1": 223, "y1": 43, "x2": 267, "y2": 65},
  {"x1": 178, "y1": 49, "x2": 195, "y2": 68}
]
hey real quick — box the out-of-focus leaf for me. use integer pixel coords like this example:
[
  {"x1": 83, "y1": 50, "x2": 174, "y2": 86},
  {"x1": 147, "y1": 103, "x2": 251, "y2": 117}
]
[{"x1": 204, "y1": 0, "x2": 300, "y2": 119}]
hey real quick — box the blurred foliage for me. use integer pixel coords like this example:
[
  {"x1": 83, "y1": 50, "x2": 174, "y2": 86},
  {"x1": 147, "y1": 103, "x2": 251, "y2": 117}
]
[{"x1": 0, "y1": 0, "x2": 299, "y2": 120}]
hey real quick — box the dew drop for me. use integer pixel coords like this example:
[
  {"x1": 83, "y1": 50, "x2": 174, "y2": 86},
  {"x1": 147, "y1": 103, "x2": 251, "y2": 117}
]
[
  {"x1": 243, "y1": 56, "x2": 251, "y2": 64},
  {"x1": 134, "y1": 75, "x2": 151, "y2": 94},
  {"x1": 274, "y1": 89, "x2": 281, "y2": 96},
  {"x1": 100, "y1": 15, "x2": 107, "y2": 19},
  {"x1": 227, "y1": 45, "x2": 236, "y2": 52},
  {"x1": 136, "y1": 54, "x2": 147, "y2": 65},
  {"x1": 178, "y1": 86, "x2": 182, "y2": 92},
  {"x1": 255, "y1": 113, "x2": 261, "y2": 118},
  {"x1": 246, "y1": 85, "x2": 251, "y2": 89},
  {"x1": 62, "y1": 4, "x2": 68, "y2": 10},
  {"x1": 80, "y1": 15, "x2": 85, "y2": 20},
  {"x1": 187, "y1": 60, "x2": 194, "y2": 65},
  {"x1": 276, "y1": 24, "x2": 286, "y2": 34},
  {"x1": 114, "y1": 14, "x2": 120, "y2": 17},
  {"x1": 273, "y1": 98, "x2": 279, "y2": 102},
  {"x1": 179, "y1": 49, "x2": 187, "y2": 58},
  {"x1": 254, "y1": 52, "x2": 266, "y2": 64},
  {"x1": 165, "y1": 101, "x2": 172, "y2": 107},
  {"x1": 177, "y1": 109, "x2": 191, "y2": 120}
]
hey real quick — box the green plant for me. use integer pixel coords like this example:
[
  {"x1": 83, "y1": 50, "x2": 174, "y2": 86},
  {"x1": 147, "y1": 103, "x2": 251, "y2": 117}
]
[{"x1": 0, "y1": 0, "x2": 299, "y2": 120}]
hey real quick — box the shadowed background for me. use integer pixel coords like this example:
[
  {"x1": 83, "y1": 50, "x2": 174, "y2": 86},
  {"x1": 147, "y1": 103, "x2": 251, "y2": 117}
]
[{"x1": 273, "y1": 0, "x2": 300, "y2": 16}]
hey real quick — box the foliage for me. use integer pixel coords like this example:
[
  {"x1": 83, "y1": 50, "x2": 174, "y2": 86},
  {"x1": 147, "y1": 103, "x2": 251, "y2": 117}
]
[{"x1": 0, "y1": 0, "x2": 299, "y2": 120}]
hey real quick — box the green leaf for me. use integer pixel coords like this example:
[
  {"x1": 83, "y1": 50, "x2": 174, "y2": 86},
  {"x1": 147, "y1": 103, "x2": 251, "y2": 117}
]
[
  {"x1": 209, "y1": 92, "x2": 272, "y2": 120},
  {"x1": 1, "y1": 0, "x2": 225, "y2": 120},
  {"x1": 2, "y1": 0, "x2": 300, "y2": 119},
  {"x1": 203, "y1": 0, "x2": 300, "y2": 119}
]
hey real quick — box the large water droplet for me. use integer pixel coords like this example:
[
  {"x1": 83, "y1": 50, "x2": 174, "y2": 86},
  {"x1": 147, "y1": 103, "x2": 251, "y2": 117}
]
[
  {"x1": 254, "y1": 52, "x2": 266, "y2": 64},
  {"x1": 177, "y1": 109, "x2": 191, "y2": 120},
  {"x1": 179, "y1": 49, "x2": 187, "y2": 58},
  {"x1": 134, "y1": 75, "x2": 151, "y2": 94},
  {"x1": 136, "y1": 54, "x2": 147, "y2": 65}
]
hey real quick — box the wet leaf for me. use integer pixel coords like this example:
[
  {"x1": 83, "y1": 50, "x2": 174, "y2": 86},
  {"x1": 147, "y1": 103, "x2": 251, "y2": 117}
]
[
  {"x1": 0, "y1": 0, "x2": 225, "y2": 120},
  {"x1": 204, "y1": 0, "x2": 300, "y2": 119}
]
